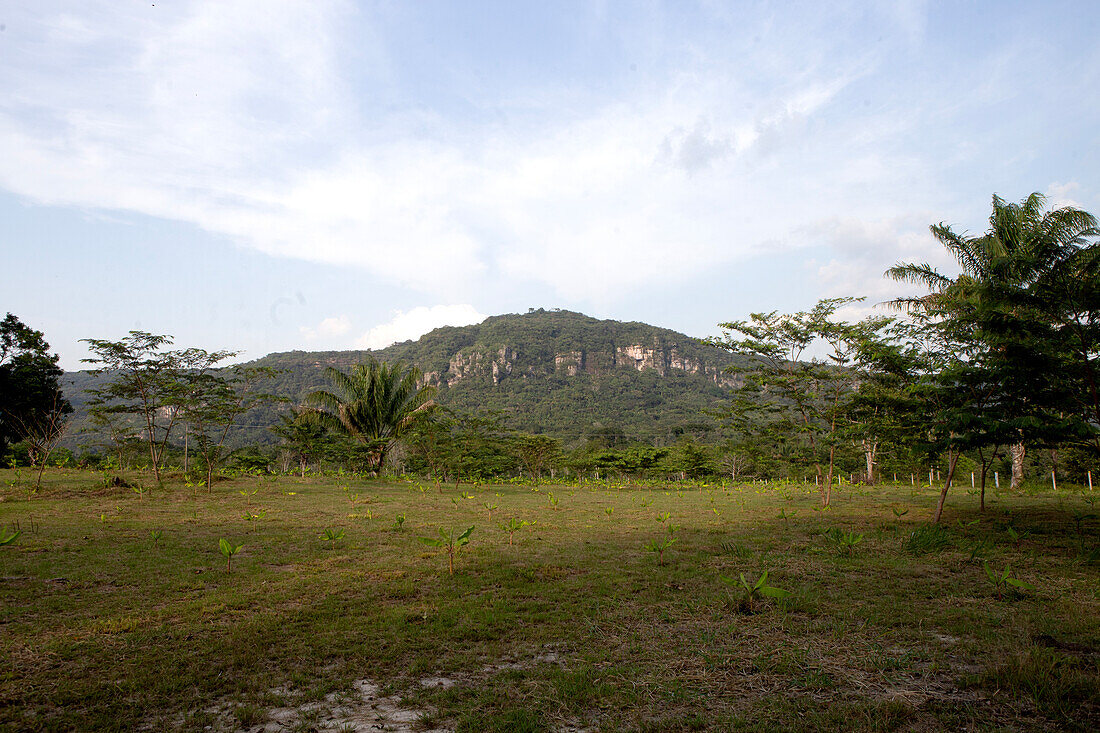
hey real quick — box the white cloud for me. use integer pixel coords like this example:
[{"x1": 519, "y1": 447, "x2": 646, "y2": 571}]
[
  {"x1": 0, "y1": 2, "x2": 984, "y2": 315},
  {"x1": 804, "y1": 215, "x2": 953, "y2": 305},
  {"x1": 356, "y1": 305, "x2": 487, "y2": 350},
  {"x1": 299, "y1": 315, "x2": 352, "y2": 341},
  {"x1": 1045, "y1": 181, "x2": 1084, "y2": 209},
  {"x1": 0, "y1": 2, "x2": 894, "y2": 306}
]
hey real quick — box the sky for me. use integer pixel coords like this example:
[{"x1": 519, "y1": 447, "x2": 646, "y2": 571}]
[{"x1": 3, "y1": 1, "x2": 1100, "y2": 370}]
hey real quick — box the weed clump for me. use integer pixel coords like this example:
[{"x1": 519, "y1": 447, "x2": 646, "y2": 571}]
[{"x1": 905, "y1": 523, "x2": 953, "y2": 555}]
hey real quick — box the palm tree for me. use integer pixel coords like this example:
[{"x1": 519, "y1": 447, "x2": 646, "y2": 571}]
[
  {"x1": 304, "y1": 359, "x2": 435, "y2": 474},
  {"x1": 887, "y1": 193, "x2": 1099, "y2": 498}
]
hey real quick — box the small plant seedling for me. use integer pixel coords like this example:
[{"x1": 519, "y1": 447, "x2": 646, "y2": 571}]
[
  {"x1": 0, "y1": 528, "x2": 20, "y2": 546},
  {"x1": 393, "y1": 513, "x2": 406, "y2": 531},
  {"x1": 242, "y1": 509, "x2": 267, "y2": 521},
  {"x1": 219, "y1": 538, "x2": 243, "y2": 572},
  {"x1": 320, "y1": 527, "x2": 345, "y2": 550},
  {"x1": 1006, "y1": 526, "x2": 1029, "y2": 545},
  {"x1": 419, "y1": 526, "x2": 475, "y2": 575},
  {"x1": 956, "y1": 518, "x2": 980, "y2": 531},
  {"x1": 656, "y1": 511, "x2": 671, "y2": 523},
  {"x1": 604, "y1": 507, "x2": 614, "y2": 519},
  {"x1": 891, "y1": 506, "x2": 910, "y2": 518},
  {"x1": 500, "y1": 517, "x2": 533, "y2": 545},
  {"x1": 239, "y1": 487, "x2": 259, "y2": 498},
  {"x1": 547, "y1": 492, "x2": 559, "y2": 509},
  {"x1": 460, "y1": 491, "x2": 474, "y2": 500},
  {"x1": 483, "y1": 502, "x2": 498, "y2": 521},
  {"x1": 644, "y1": 536, "x2": 675, "y2": 564},
  {"x1": 983, "y1": 561, "x2": 1034, "y2": 599},
  {"x1": 824, "y1": 527, "x2": 863, "y2": 554},
  {"x1": 640, "y1": 498, "x2": 653, "y2": 508},
  {"x1": 150, "y1": 529, "x2": 163, "y2": 548},
  {"x1": 131, "y1": 484, "x2": 148, "y2": 500},
  {"x1": 719, "y1": 571, "x2": 791, "y2": 612}
]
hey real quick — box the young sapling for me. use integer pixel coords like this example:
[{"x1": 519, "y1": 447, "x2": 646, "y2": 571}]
[
  {"x1": 320, "y1": 527, "x2": 345, "y2": 550},
  {"x1": 500, "y1": 517, "x2": 533, "y2": 545},
  {"x1": 419, "y1": 526, "x2": 475, "y2": 575},
  {"x1": 219, "y1": 538, "x2": 243, "y2": 572},
  {"x1": 719, "y1": 571, "x2": 791, "y2": 612},
  {"x1": 983, "y1": 562, "x2": 1034, "y2": 599},
  {"x1": 644, "y1": 536, "x2": 675, "y2": 564},
  {"x1": 824, "y1": 527, "x2": 863, "y2": 554},
  {"x1": 150, "y1": 529, "x2": 163, "y2": 548}
]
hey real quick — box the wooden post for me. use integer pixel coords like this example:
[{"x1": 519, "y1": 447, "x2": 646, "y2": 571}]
[
  {"x1": 1052, "y1": 471, "x2": 1057, "y2": 491},
  {"x1": 929, "y1": 469, "x2": 934, "y2": 487}
]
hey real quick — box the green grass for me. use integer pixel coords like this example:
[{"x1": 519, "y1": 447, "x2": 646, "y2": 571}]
[{"x1": 1, "y1": 470, "x2": 1099, "y2": 731}]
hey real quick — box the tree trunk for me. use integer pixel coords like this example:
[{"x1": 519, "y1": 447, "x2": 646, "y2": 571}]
[
  {"x1": 1010, "y1": 443, "x2": 1026, "y2": 490},
  {"x1": 932, "y1": 448, "x2": 961, "y2": 523},
  {"x1": 863, "y1": 440, "x2": 877, "y2": 484},
  {"x1": 979, "y1": 459, "x2": 989, "y2": 513}
]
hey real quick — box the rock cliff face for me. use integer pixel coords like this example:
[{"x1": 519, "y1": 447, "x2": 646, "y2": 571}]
[
  {"x1": 420, "y1": 327, "x2": 739, "y2": 387},
  {"x1": 427, "y1": 340, "x2": 737, "y2": 388}
]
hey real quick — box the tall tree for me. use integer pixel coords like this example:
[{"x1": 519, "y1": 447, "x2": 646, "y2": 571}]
[
  {"x1": 81, "y1": 333, "x2": 220, "y2": 484},
  {"x1": 271, "y1": 408, "x2": 330, "y2": 477},
  {"x1": 177, "y1": 357, "x2": 276, "y2": 490},
  {"x1": 0, "y1": 314, "x2": 71, "y2": 458},
  {"x1": 711, "y1": 298, "x2": 889, "y2": 506},
  {"x1": 304, "y1": 359, "x2": 435, "y2": 475},
  {"x1": 888, "y1": 193, "x2": 1100, "y2": 489},
  {"x1": 514, "y1": 433, "x2": 562, "y2": 485}
]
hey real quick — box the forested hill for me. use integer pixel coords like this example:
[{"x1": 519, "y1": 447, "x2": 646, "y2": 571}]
[{"x1": 64, "y1": 309, "x2": 748, "y2": 449}]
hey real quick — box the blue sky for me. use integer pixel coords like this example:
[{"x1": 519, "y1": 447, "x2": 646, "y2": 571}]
[{"x1": 3, "y1": 1, "x2": 1099, "y2": 369}]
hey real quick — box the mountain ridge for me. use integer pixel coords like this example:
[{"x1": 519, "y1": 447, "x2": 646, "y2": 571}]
[{"x1": 63, "y1": 309, "x2": 746, "y2": 449}]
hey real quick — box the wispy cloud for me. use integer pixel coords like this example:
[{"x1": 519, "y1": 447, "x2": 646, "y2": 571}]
[
  {"x1": 0, "y1": 1, "x2": 906, "y2": 305},
  {"x1": 1, "y1": 1, "x2": 1088, "y2": 320}
]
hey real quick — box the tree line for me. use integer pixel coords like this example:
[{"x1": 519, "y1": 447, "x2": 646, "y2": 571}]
[{"x1": 3, "y1": 192, "x2": 1099, "y2": 522}]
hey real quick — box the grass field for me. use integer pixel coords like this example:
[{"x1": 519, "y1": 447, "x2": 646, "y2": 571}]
[{"x1": 1, "y1": 469, "x2": 1098, "y2": 732}]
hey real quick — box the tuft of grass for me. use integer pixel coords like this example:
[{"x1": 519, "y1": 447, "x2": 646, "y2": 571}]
[
  {"x1": 905, "y1": 523, "x2": 954, "y2": 554},
  {"x1": 967, "y1": 646, "x2": 1100, "y2": 721}
]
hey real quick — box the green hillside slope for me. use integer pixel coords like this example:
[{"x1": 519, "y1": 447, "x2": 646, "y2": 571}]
[{"x1": 62, "y1": 309, "x2": 745, "y2": 450}]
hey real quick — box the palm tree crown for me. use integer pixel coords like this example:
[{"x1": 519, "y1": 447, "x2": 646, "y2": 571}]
[
  {"x1": 304, "y1": 359, "x2": 435, "y2": 472},
  {"x1": 887, "y1": 192, "x2": 1098, "y2": 313}
]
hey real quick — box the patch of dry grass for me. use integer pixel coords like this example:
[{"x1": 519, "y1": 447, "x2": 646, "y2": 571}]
[{"x1": 1, "y1": 469, "x2": 1098, "y2": 731}]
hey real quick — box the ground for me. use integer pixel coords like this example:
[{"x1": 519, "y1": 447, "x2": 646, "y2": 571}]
[{"x1": 1, "y1": 469, "x2": 1098, "y2": 731}]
